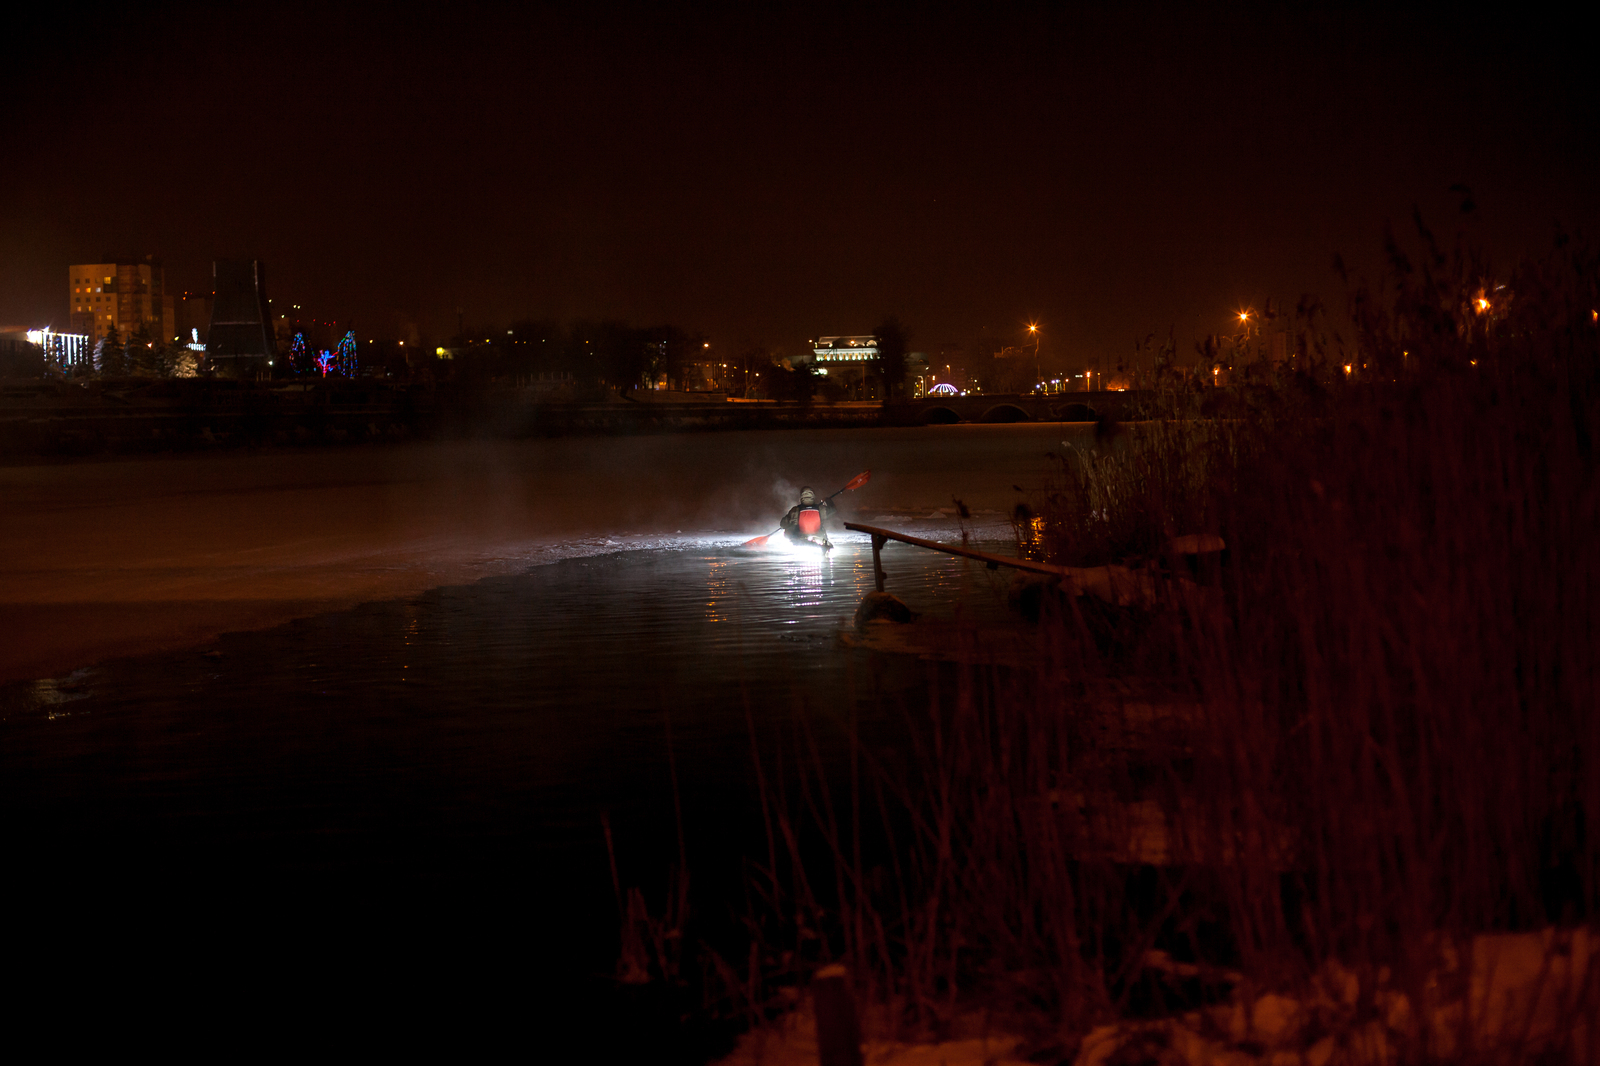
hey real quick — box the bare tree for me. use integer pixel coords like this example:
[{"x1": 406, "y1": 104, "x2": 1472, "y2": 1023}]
[{"x1": 873, "y1": 316, "x2": 909, "y2": 404}]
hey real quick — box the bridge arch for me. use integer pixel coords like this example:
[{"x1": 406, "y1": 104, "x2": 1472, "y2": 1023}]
[
  {"x1": 981, "y1": 403, "x2": 1032, "y2": 423},
  {"x1": 1053, "y1": 402, "x2": 1097, "y2": 422},
  {"x1": 919, "y1": 406, "x2": 962, "y2": 425}
]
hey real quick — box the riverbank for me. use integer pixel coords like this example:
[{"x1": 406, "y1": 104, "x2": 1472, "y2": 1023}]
[{"x1": 0, "y1": 377, "x2": 1148, "y2": 458}]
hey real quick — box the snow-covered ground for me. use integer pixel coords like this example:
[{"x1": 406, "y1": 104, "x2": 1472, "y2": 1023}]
[
  {"x1": 0, "y1": 424, "x2": 1089, "y2": 682},
  {"x1": 719, "y1": 929, "x2": 1594, "y2": 1066}
]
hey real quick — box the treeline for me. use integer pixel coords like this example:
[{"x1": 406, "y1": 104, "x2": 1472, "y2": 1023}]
[
  {"x1": 4, "y1": 324, "x2": 202, "y2": 380},
  {"x1": 33, "y1": 314, "x2": 914, "y2": 400},
  {"x1": 440, "y1": 320, "x2": 707, "y2": 390},
  {"x1": 93, "y1": 325, "x2": 200, "y2": 378},
  {"x1": 434, "y1": 315, "x2": 911, "y2": 400}
]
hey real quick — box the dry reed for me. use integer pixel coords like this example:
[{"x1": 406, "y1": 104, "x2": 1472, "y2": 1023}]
[{"x1": 704, "y1": 226, "x2": 1600, "y2": 1063}]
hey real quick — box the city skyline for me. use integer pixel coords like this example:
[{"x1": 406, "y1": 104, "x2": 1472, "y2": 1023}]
[{"x1": 3, "y1": 4, "x2": 1594, "y2": 365}]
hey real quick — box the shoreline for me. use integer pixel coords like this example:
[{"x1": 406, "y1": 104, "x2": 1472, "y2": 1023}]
[{"x1": 0, "y1": 378, "x2": 1148, "y2": 460}]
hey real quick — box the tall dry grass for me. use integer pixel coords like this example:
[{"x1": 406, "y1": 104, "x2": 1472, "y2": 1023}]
[
  {"x1": 1172, "y1": 230, "x2": 1600, "y2": 1059},
  {"x1": 706, "y1": 228, "x2": 1599, "y2": 1062}
]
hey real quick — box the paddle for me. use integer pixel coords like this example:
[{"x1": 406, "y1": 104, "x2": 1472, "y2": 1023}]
[{"x1": 743, "y1": 470, "x2": 871, "y2": 547}]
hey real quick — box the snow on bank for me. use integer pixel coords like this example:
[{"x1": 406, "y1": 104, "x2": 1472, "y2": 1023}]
[
  {"x1": 1075, "y1": 921, "x2": 1587, "y2": 1062},
  {"x1": 716, "y1": 929, "x2": 1593, "y2": 1066},
  {"x1": 1078, "y1": 928, "x2": 1594, "y2": 1064},
  {"x1": 715, "y1": 1004, "x2": 1030, "y2": 1066}
]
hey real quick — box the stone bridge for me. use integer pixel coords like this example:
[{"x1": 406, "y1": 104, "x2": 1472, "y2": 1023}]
[{"x1": 883, "y1": 390, "x2": 1142, "y2": 427}]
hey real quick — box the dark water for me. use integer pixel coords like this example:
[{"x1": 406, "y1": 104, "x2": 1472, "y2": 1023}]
[{"x1": 2, "y1": 537, "x2": 1016, "y2": 1051}]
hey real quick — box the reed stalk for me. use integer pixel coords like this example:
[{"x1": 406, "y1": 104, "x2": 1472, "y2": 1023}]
[{"x1": 721, "y1": 227, "x2": 1599, "y2": 1062}]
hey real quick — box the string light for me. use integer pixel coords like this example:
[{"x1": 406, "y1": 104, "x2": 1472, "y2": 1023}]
[{"x1": 337, "y1": 331, "x2": 359, "y2": 376}]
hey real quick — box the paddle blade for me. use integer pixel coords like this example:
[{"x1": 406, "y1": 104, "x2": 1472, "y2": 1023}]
[
  {"x1": 842, "y1": 470, "x2": 871, "y2": 492},
  {"x1": 742, "y1": 532, "x2": 775, "y2": 548}
]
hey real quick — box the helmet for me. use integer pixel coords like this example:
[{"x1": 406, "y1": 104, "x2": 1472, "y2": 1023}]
[{"x1": 799, "y1": 487, "x2": 816, "y2": 505}]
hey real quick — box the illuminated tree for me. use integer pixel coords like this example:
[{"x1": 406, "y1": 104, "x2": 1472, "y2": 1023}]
[
  {"x1": 95, "y1": 327, "x2": 124, "y2": 376},
  {"x1": 149, "y1": 332, "x2": 189, "y2": 378},
  {"x1": 337, "y1": 331, "x2": 359, "y2": 376},
  {"x1": 128, "y1": 323, "x2": 159, "y2": 377},
  {"x1": 289, "y1": 332, "x2": 311, "y2": 375},
  {"x1": 168, "y1": 338, "x2": 199, "y2": 378}
]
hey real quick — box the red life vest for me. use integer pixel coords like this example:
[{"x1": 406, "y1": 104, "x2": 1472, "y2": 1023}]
[{"x1": 797, "y1": 507, "x2": 822, "y2": 535}]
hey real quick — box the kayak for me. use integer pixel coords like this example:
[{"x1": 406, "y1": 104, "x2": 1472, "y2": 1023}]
[{"x1": 741, "y1": 470, "x2": 870, "y2": 550}]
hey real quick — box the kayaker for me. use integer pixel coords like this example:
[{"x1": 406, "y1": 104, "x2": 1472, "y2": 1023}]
[{"x1": 780, "y1": 486, "x2": 837, "y2": 546}]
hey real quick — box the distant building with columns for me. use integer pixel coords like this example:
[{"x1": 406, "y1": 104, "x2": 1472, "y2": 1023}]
[{"x1": 811, "y1": 335, "x2": 878, "y2": 398}]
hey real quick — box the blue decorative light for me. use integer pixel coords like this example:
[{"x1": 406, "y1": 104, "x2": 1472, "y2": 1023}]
[{"x1": 336, "y1": 331, "x2": 359, "y2": 377}]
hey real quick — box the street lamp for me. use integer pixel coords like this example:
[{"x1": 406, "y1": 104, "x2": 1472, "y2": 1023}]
[
  {"x1": 1027, "y1": 323, "x2": 1040, "y2": 392},
  {"x1": 1237, "y1": 309, "x2": 1255, "y2": 343}
]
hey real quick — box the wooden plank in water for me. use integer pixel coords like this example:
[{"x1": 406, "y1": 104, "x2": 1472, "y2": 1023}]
[{"x1": 843, "y1": 521, "x2": 1066, "y2": 577}]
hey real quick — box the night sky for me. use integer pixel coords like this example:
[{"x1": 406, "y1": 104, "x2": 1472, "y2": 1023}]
[{"x1": 4, "y1": 2, "x2": 1595, "y2": 364}]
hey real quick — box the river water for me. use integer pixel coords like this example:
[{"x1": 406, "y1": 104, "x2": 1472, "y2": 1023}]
[{"x1": 2, "y1": 427, "x2": 1077, "y2": 1053}]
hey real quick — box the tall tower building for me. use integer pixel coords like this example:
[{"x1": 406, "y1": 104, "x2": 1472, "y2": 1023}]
[
  {"x1": 68, "y1": 258, "x2": 176, "y2": 347},
  {"x1": 205, "y1": 260, "x2": 276, "y2": 376}
]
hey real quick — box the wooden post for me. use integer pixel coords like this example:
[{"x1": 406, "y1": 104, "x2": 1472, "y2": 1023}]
[
  {"x1": 812, "y1": 964, "x2": 863, "y2": 1066},
  {"x1": 871, "y1": 534, "x2": 886, "y2": 592}
]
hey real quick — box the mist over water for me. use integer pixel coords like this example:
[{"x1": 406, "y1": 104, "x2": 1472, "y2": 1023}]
[{"x1": 0, "y1": 424, "x2": 1094, "y2": 682}]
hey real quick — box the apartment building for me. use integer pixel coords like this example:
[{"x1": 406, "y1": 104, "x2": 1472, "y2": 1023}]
[{"x1": 68, "y1": 258, "x2": 176, "y2": 346}]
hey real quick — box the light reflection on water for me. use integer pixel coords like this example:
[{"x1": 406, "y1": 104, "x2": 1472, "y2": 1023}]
[
  {"x1": 2, "y1": 542, "x2": 1016, "y2": 932},
  {"x1": 0, "y1": 538, "x2": 1027, "y2": 1031},
  {"x1": 21, "y1": 670, "x2": 94, "y2": 719},
  {"x1": 4, "y1": 538, "x2": 1020, "y2": 791},
  {"x1": 4, "y1": 534, "x2": 1018, "y2": 739}
]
